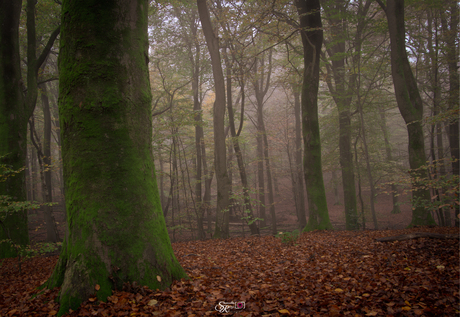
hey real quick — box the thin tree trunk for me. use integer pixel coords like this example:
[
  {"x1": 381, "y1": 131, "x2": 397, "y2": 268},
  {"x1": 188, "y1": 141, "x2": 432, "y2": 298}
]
[
  {"x1": 357, "y1": 97, "x2": 379, "y2": 229},
  {"x1": 428, "y1": 11, "x2": 449, "y2": 226},
  {"x1": 263, "y1": 130, "x2": 277, "y2": 235},
  {"x1": 253, "y1": 51, "x2": 273, "y2": 229},
  {"x1": 256, "y1": 124, "x2": 266, "y2": 227},
  {"x1": 378, "y1": 108, "x2": 401, "y2": 214},
  {"x1": 440, "y1": 1, "x2": 459, "y2": 226},
  {"x1": 224, "y1": 56, "x2": 259, "y2": 235},
  {"x1": 354, "y1": 136, "x2": 366, "y2": 229},
  {"x1": 39, "y1": 84, "x2": 59, "y2": 242},
  {"x1": 293, "y1": 88, "x2": 307, "y2": 228}
]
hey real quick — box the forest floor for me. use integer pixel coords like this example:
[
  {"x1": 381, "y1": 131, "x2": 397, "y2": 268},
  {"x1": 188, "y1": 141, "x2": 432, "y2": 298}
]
[{"x1": 1, "y1": 226, "x2": 459, "y2": 316}]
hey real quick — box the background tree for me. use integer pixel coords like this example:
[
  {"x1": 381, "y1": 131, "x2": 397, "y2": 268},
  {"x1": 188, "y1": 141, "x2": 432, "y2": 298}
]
[
  {"x1": 197, "y1": 0, "x2": 231, "y2": 238},
  {"x1": 377, "y1": 0, "x2": 436, "y2": 226},
  {"x1": 45, "y1": 1, "x2": 187, "y2": 315},
  {"x1": 0, "y1": 0, "x2": 59, "y2": 258},
  {"x1": 296, "y1": 0, "x2": 333, "y2": 231}
]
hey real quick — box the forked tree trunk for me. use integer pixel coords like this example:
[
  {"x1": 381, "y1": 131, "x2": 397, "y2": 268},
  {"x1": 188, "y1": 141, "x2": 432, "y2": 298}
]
[
  {"x1": 45, "y1": 2, "x2": 187, "y2": 315},
  {"x1": 224, "y1": 55, "x2": 259, "y2": 235}
]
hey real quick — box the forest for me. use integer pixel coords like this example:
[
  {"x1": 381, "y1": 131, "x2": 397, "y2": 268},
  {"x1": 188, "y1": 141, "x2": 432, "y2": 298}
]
[{"x1": 0, "y1": 0, "x2": 459, "y2": 316}]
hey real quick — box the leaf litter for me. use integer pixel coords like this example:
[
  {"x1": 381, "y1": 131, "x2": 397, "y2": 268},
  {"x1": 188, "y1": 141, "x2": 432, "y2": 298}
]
[{"x1": 1, "y1": 227, "x2": 458, "y2": 316}]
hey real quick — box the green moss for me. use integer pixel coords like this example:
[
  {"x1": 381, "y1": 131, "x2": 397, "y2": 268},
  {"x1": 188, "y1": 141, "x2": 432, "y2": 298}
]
[{"x1": 50, "y1": 1, "x2": 187, "y2": 315}]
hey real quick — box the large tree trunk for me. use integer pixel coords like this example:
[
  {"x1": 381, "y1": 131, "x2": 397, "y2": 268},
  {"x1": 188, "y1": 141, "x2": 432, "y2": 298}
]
[
  {"x1": 197, "y1": 0, "x2": 230, "y2": 239},
  {"x1": 295, "y1": 0, "x2": 333, "y2": 231},
  {"x1": 377, "y1": 0, "x2": 435, "y2": 226},
  {"x1": 45, "y1": 1, "x2": 187, "y2": 315}
]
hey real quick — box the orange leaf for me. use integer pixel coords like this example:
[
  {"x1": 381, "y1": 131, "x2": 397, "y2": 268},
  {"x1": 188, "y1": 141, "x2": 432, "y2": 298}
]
[
  {"x1": 278, "y1": 309, "x2": 290, "y2": 314},
  {"x1": 95, "y1": 284, "x2": 100, "y2": 291}
]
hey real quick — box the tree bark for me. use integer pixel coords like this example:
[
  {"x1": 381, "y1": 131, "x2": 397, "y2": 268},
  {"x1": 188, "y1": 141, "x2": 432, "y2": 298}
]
[
  {"x1": 41, "y1": 84, "x2": 59, "y2": 242},
  {"x1": 295, "y1": 0, "x2": 333, "y2": 231},
  {"x1": 253, "y1": 51, "x2": 274, "y2": 230},
  {"x1": 197, "y1": 0, "x2": 231, "y2": 238},
  {"x1": 45, "y1": 1, "x2": 187, "y2": 315},
  {"x1": 378, "y1": 108, "x2": 401, "y2": 214},
  {"x1": 0, "y1": 0, "x2": 29, "y2": 258},
  {"x1": 0, "y1": 0, "x2": 60, "y2": 258},
  {"x1": 263, "y1": 130, "x2": 277, "y2": 235},
  {"x1": 440, "y1": 1, "x2": 459, "y2": 226},
  {"x1": 224, "y1": 54, "x2": 259, "y2": 235},
  {"x1": 293, "y1": 88, "x2": 307, "y2": 228},
  {"x1": 322, "y1": 0, "x2": 366, "y2": 230},
  {"x1": 377, "y1": 0, "x2": 436, "y2": 226}
]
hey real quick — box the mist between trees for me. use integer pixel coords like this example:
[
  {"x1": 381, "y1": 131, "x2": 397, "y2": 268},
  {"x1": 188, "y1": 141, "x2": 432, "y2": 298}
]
[
  {"x1": 1, "y1": 1, "x2": 459, "y2": 255},
  {"x1": 0, "y1": 0, "x2": 458, "y2": 315}
]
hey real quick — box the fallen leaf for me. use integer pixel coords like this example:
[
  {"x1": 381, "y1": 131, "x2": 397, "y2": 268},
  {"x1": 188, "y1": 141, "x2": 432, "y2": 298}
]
[{"x1": 278, "y1": 309, "x2": 290, "y2": 314}]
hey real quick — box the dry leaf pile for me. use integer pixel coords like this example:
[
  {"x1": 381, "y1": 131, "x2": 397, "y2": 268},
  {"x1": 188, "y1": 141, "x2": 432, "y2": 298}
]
[{"x1": 1, "y1": 227, "x2": 459, "y2": 316}]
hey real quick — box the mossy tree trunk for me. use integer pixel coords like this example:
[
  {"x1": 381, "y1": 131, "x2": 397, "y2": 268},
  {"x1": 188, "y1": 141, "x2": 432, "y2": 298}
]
[
  {"x1": 377, "y1": 0, "x2": 435, "y2": 227},
  {"x1": 45, "y1": 1, "x2": 187, "y2": 315},
  {"x1": 296, "y1": 0, "x2": 333, "y2": 231}
]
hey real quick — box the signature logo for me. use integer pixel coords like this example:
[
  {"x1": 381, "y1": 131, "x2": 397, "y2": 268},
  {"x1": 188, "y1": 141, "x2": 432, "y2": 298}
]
[{"x1": 215, "y1": 301, "x2": 245, "y2": 313}]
